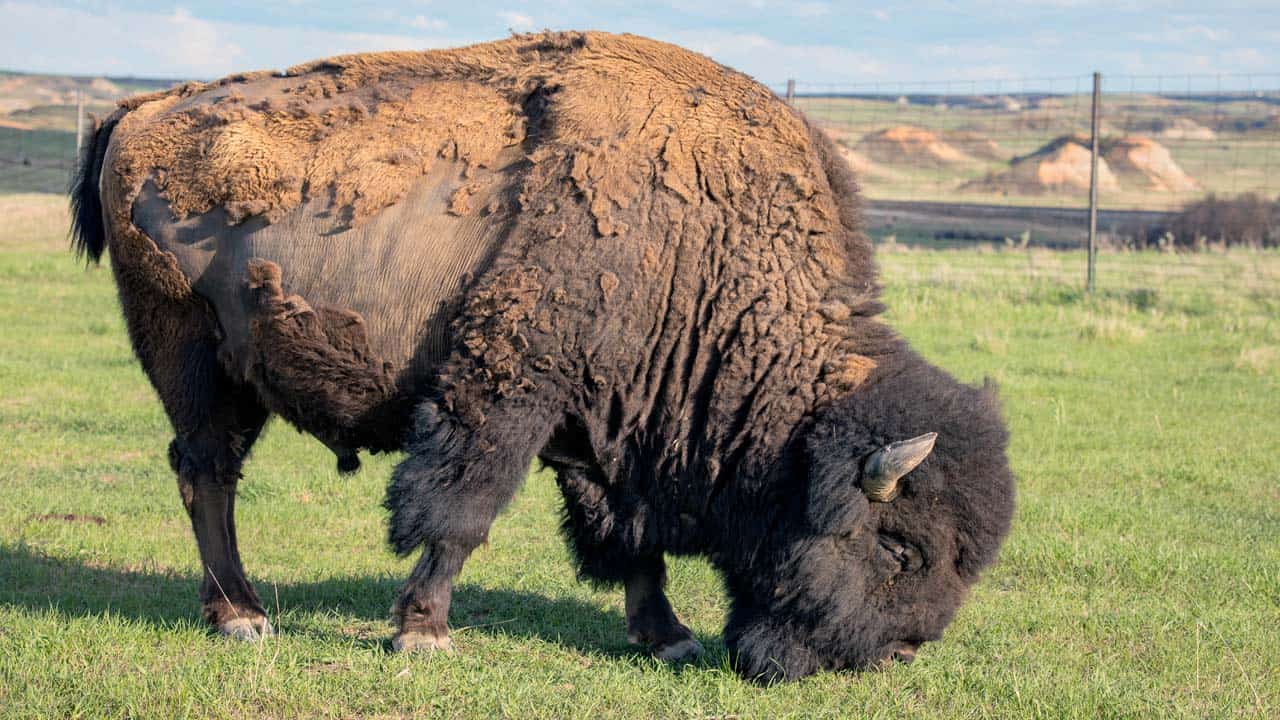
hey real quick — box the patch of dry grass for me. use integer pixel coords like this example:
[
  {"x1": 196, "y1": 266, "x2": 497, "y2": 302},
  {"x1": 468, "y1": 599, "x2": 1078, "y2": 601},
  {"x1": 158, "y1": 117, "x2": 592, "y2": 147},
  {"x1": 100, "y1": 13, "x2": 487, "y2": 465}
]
[{"x1": 1234, "y1": 345, "x2": 1279, "y2": 374}]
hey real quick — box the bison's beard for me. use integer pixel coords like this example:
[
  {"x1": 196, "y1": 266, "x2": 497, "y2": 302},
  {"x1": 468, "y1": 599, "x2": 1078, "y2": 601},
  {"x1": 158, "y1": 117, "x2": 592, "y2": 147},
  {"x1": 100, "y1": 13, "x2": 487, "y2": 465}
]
[{"x1": 724, "y1": 616, "x2": 824, "y2": 684}]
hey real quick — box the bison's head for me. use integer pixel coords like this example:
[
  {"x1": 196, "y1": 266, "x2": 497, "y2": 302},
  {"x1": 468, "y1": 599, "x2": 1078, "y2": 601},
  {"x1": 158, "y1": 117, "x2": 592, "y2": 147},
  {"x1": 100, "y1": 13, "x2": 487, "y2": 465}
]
[{"x1": 724, "y1": 360, "x2": 1015, "y2": 682}]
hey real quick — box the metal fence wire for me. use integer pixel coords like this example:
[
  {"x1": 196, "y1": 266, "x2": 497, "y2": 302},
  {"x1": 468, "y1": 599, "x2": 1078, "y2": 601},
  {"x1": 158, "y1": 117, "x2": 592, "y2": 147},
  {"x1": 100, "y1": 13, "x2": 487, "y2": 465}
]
[
  {"x1": 778, "y1": 73, "x2": 1280, "y2": 252},
  {"x1": 2, "y1": 71, "x2": 1277, "y2": 288}
]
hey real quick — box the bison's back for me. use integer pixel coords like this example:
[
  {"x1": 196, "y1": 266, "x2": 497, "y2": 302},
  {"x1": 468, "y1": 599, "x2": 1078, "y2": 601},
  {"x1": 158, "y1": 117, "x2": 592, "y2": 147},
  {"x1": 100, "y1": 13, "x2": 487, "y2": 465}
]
[
  {"x1": 96, "y1": 31, "x2": 870, "y2": 455},
  {"x1": 98, "y1": 48, "x2": 544, "y2": 447}
]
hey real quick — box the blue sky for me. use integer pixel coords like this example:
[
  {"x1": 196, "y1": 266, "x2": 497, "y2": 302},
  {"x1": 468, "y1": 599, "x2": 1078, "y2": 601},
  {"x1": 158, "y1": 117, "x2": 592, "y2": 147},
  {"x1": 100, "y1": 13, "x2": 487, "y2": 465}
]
[{"x1": 2, "y1": 1, "x2": 1277, "y2": 87}]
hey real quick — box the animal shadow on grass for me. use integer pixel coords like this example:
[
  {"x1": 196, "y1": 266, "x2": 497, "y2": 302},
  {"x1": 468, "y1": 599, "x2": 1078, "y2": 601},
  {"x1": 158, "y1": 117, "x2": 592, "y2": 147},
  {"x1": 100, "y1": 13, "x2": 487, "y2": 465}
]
[{"x1": 0, "y1": 543, "x2": 718, "y2": 669}]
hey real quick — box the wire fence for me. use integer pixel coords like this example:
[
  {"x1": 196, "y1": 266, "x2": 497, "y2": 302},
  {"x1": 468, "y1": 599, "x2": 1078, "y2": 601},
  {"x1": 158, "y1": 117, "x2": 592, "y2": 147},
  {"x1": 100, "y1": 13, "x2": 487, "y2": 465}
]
[
  {"x1": 1, "y1": 71, "x2": 1277, "y2": 295},
  {"x1": 0, "y1": 126, "x2": 77, "y2": 195},
  {"x1": 777, "y1": 73, "x2": 1280, "y2": 251}
]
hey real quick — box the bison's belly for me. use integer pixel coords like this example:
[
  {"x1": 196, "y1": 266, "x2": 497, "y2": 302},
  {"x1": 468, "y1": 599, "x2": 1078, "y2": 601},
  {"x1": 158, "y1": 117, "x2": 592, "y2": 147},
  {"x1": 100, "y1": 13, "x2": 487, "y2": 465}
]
[{"x1": 131, "y1": 155, "x2": 517, "y2": 445}]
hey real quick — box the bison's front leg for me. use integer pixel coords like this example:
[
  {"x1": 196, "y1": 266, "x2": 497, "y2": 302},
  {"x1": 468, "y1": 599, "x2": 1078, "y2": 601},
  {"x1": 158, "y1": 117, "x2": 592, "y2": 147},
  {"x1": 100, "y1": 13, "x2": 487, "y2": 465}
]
[
  {"x1": 385, "y1": 399, "x2": 558, "y2": 652},
  {"x1": 551, "y1": 460, "x2": 704, "y2": 662},
  {"x1": 624, "y1": 557, "x2": 704, "y2": 662}
]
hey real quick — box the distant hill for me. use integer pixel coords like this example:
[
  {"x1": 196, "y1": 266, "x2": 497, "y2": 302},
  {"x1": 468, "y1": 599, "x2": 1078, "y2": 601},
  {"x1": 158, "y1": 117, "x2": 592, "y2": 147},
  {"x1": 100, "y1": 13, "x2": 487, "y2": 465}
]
[
  {"x1": 962, "y1": 134, "x2": 1198, "y2": 197},
  {"x1": 964, "y1": 134, "x2": 1119, "y2": 195},
  {"x1": 1103, "y1": 136, "x2": 1198, "y2": 193},
  {"x1": 854, "y1": 125, "x2": 975, "y2": 168},
  {"x1": 0, "y1": 70, "x2": 182, "y2": 132},
  {"x1": 0, "y1": 70, "x2": 184, "y2": 192}
]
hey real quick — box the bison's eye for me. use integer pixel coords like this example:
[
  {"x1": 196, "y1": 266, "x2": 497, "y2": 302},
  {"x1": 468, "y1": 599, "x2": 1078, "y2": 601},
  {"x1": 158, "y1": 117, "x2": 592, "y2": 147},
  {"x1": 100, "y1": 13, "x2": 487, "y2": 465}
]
[{"x1": 878, "y1": 534, "x2": 923, "y2": 574}]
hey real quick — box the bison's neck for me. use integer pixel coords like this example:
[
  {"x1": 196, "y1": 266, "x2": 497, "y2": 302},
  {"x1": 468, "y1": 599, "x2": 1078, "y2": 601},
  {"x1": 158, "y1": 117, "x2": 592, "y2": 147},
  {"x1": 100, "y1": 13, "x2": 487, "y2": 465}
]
[{"x1": 577, "y1": 241, "x2": 899, "y2": 556}]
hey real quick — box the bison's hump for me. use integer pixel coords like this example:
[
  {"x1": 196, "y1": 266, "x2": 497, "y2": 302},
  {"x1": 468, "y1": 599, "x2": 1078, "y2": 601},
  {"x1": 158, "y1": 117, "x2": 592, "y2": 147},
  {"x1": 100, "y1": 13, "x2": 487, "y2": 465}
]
[{"x1": 104, "y1": 31, "x2": 831, "y2": 240}]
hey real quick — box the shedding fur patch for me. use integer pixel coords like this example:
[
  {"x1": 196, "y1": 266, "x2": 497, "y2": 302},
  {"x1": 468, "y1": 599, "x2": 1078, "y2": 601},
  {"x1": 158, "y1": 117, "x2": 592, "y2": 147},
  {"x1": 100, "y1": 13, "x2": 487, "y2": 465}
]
[
  {"x1": 446, "y1": 266, "x2": 546, "y2": 425},
  {"x1": 106, "y1": 78, "x2": 526, "y2": 228},
  {"x1": 242, "y1": 259, "x2": 397, "y2": 446},
  {"x1": 100, "y1": 30, "x2": 889, "y2": 459}
]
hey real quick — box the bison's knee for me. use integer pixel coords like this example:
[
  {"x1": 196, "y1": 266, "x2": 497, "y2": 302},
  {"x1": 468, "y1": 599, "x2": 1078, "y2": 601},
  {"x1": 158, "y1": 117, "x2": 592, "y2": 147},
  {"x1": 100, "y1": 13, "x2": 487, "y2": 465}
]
[{"x1": 167, "y1": 436, "x2": 237, "y2": 514}]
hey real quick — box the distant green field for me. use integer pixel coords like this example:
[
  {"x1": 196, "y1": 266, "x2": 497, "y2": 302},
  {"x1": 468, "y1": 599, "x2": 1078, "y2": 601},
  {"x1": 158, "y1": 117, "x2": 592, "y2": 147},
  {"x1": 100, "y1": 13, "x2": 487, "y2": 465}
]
[
  {"x1": 1, "y1": 194, "x2": 1277, "y2": 718},
  {"x1": 0, "y1": 127, "x2": 74, "y2": 194}
]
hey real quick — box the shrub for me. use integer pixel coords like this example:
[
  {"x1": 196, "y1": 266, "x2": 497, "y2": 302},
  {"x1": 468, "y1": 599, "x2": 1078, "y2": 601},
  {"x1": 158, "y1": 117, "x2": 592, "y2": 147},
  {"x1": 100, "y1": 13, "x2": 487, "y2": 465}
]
[{"x1": 1131, "y1": 194, "x2": 1280, "y2": 249}]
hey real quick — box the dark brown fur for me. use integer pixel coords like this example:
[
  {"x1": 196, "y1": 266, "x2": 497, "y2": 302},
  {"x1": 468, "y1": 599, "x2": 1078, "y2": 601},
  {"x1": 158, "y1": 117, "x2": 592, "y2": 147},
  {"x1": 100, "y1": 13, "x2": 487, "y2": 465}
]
[
  {"x1": 241, "y1": 259, "x2": 403, "y2": 454},
  {"x1": 71, "y1": 32, "x2": 1015, "y2": 682}
]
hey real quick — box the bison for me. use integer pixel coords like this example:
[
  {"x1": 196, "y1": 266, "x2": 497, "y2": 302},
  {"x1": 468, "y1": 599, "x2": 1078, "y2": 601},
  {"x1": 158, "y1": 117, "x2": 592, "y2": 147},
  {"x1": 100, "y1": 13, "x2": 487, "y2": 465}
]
[{"x1": 69, "y1": 31, "x2": 1015, "y2": 682}]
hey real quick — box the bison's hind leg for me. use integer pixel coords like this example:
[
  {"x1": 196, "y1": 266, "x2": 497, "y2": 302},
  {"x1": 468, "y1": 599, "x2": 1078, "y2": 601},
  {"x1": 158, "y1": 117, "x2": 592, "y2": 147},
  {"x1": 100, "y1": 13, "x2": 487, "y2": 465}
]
[
  {"x1": 543, "y1": 425, "x2": 704, "y2": 663},
  {"x1": 113, "y1": 279, "x2": 276, "y2": 640}
]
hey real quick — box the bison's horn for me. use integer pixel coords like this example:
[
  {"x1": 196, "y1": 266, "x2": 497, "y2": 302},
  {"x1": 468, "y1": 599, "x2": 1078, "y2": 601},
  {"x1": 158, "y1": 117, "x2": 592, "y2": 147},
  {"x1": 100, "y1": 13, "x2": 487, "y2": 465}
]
[{"x1": 861, "y1": 433, "x2": 937, "y2": 502}]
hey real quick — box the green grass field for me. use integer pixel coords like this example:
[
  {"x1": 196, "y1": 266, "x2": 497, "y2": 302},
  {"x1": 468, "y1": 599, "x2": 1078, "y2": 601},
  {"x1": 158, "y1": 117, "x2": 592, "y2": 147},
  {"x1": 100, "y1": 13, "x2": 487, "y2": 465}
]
[{"x1": 1, "y1": 194, "x2": 1277, "y2": 718}]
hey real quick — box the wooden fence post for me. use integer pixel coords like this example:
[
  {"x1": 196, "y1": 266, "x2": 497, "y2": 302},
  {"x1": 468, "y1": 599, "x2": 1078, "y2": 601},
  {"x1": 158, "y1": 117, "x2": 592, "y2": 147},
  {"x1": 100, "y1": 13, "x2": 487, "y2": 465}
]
[{"x1": 1087, "y1": 72, "x2": 1101, "y2": 293}]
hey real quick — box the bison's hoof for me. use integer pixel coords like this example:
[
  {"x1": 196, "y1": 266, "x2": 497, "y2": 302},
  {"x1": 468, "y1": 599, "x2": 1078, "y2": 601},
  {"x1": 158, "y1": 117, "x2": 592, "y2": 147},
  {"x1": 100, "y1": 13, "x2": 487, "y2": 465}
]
[
  {"x1": 654, "y1": 636, "x2": 704, "y2": 663},
  {"x1": 392, "y1": 630, "x2": 453, "y2": 654},
  {"x1": 219, "y1": 616, "x2": 275, "y2": 642}
]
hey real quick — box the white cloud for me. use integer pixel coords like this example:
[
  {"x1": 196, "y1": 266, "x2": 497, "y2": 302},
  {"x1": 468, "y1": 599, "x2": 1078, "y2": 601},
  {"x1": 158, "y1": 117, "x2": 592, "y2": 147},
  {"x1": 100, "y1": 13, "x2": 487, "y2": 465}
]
[
  {"x1": 165, "y1": 8, "x2": 242, "y2": 73},
  {"x1": 1133, "y1": 24, "x2": 1230, "y2": 44},
  {"x1": 497, "y1": 11, "x2": 536, "y2": 31},
  {"x1": 0, "y1": 2, "x2": 463, "y2": 78},
  {"x1": 0, "y1": 1, "x2": 1275, "y2": 87},
  {"x1": 667, "y1": 30, "x2": 885, "y2": 84},
  {"x1": 790, "y1": 2, "x2": 830, "y2": 17},
  {"x1": 408, "y1": 15, "x2": 448, "y2": 31},
  {"x1": 1220, "y1": 47, "x2": 1266, "y2": 68},
  {"x1": 666, "y1": 0, "x2": 829, "y2": 18}
]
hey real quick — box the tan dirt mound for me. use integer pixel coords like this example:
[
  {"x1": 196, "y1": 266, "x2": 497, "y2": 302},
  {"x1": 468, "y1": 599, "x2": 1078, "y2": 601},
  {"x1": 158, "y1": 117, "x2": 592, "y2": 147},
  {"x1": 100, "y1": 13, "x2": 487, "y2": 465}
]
[
  {"x1": 819, "y1": 126, "x2": 901, "y2": 182},
  {"x1": 836, "y1": 145, "x2": 900, "y2": 182},
  {"x1": 1152, "y1": 117, "x2": 1216, "y2": 140},
  {"x1": 964, "y1": 134, "x2": 1119, "y2": 195},
  {"x1": 1102, "y1": 136, "x2": 1198, "y2": 193},
  {"x1": 943, "y1": 130, "x2": 1006, "y2": 161},
  {"x1": 855, "y1": 125, "x2": 973, "y2": 167}
]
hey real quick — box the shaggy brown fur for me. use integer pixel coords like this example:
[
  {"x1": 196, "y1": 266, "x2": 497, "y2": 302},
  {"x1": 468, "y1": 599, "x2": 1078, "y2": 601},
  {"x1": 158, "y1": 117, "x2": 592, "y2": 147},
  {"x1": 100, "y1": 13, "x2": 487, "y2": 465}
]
[
  {"x1": 241, "y1": 259, "x2": 402, "y2": 454},
  {"x1": 72, "y1": 31, "x2": 1015, "y2": 681}
]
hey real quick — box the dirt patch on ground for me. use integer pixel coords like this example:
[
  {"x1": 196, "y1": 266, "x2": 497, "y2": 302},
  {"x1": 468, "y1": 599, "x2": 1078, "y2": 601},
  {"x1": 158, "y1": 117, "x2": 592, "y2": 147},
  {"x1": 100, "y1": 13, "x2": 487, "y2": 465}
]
[
  {"x1": 28, "y1": 513, "x2": 106, "y2": 525},
  {"x1": 819, "y1": 127, "x2": 900, "y2": 181},
  {"x1": 943, "y1": 130, "x2": 1006, "y2": 161},
  {"x1": 1103, "y1": 136, "x2": 1198, "y2": 193},
  {"x1": 1150, "y1": 117, "x2": 1216, "y2": 141},
  {"x1": 835, "y1": 144, "x2": 900, "y2": 182},
  {"x1": 854, "y1": 125, "x2": 975, "y2": 167},
  {"x1": 965, "y1": 134, "x2": 1119, "y2": 194}
]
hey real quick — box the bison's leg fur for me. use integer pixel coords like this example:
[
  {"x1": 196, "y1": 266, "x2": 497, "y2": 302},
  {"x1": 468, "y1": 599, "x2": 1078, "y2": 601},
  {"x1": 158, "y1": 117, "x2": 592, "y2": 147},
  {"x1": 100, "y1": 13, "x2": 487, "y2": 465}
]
[
  {"x1": 546, "y1": 432, "x2": 702, "y2": 663},
  {"x1": 110, "y1": 266, "x2": 274, "y2": 640},
  {"x1": 623, "y1": 557, "x2": 704, "y2": 662},
  {"x1": 556, "y1": 476, "x2": 703, "y2": 661},
  {"x1": 386, "y1": 399, "x2": 559, "y2": 652},
  {"x1": 169, "y1": 409, "x2": 273, "y2": 641}
]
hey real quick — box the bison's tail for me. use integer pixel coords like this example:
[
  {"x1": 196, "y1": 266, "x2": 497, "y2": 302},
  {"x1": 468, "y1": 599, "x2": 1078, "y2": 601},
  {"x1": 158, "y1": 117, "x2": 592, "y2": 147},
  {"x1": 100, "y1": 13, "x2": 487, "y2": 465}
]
[{"x1": 69, "y1": 111, "x2": 122, "y2": 264}]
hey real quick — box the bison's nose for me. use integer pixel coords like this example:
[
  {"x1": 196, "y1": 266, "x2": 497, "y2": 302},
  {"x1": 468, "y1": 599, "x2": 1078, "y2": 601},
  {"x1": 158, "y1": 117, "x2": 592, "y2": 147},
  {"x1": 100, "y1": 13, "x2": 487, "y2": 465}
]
[{"x1": 891, "y1": 642, "x2": 918, "y2": 664}]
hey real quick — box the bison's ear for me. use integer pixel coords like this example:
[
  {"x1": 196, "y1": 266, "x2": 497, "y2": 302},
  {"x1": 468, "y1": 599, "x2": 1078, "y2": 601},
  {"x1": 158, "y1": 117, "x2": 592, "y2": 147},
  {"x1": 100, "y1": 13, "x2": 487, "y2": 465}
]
[
  {"x1": 804, "y1": 430, "x2": 871, "y2": 533},
  {"x1": 805, "y1": 430, "x2": 938, "y2": 532},
  {"x1": 860, "y1": 433, "x2": 937, "y2": 502}
]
